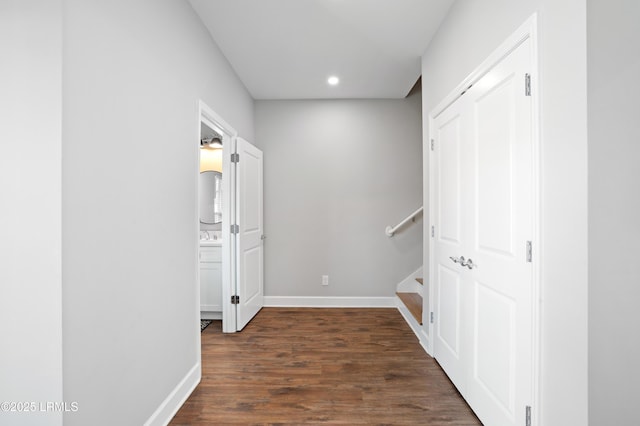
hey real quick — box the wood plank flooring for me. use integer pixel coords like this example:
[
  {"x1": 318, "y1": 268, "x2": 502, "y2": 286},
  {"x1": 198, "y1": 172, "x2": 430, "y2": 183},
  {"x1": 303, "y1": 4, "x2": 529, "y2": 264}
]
[{"x1": 171, "y1": 308, "x2": 480, "y2": 425}]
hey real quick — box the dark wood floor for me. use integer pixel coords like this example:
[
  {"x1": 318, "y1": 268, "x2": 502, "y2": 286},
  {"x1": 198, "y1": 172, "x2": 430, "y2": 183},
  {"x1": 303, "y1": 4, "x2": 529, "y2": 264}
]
[{"x1": 171, "y1": 308, "x2": 480, "y2": 425}]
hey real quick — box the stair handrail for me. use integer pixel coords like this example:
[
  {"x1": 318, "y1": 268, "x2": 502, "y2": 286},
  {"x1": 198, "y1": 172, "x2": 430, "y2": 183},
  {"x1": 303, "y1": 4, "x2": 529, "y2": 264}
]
[{"x1": 385, "y1": 206, "x2": 423, "y2": 237}]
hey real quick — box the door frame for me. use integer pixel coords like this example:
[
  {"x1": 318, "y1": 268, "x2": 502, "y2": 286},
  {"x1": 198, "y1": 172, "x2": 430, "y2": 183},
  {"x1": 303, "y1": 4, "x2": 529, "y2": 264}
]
[
  {"x1": 198, "y1": 100, "x2": 238, "y2": 333},
  {"x1": 427, "y1": 14, "x2": 541, "y2": 425}
]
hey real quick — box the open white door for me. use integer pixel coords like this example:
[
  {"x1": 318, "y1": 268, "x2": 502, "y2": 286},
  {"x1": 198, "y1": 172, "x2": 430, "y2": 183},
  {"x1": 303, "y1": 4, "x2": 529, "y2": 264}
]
[{"x1": 234, "y1": 137, "x2": 264, "y2": 331}]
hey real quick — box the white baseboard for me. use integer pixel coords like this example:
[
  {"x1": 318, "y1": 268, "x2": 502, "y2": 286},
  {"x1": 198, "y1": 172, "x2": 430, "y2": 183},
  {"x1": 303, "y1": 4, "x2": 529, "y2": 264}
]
[
  {"x1": 396, "y1": 296, "x2": 432, "y2": 357},
  {"x1": 200, "y1": 311, "x2": 222, "y2": 320},
  {"x1": 396, "y1": 266, "x2": 424, "y2": 295},
  {"x1": 144, "y1": 362, "x2": 201, "y2": 426},
  {"x1": 264, "y1": 296, "x2": 397, "y2": 308}
]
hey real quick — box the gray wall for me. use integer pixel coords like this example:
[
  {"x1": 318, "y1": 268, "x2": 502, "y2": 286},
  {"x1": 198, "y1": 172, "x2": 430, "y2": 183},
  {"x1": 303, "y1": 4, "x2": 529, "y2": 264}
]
[
  {"x1": 421, "y1": 0, "x2": 588, "y2": 424},
  {"x1": 588, "y1": 1, "x2": 640, "y2": 424},
  {"x1": 62, "y1": 0, "x2": 253, "y2": 424},
  {"x1": 255, "y1": 94, "x2": 423, "y2": 298},
  {"x1": 0, "y1": 2, "x2": 63, "y2": 425}
]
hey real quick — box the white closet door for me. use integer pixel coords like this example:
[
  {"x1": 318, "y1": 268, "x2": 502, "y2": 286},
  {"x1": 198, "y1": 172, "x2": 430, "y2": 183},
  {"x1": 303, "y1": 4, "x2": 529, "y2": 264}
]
[
  {"x1": 235, "y1": 137, "x2": 264, "y2": 331},
  {"x1": 431, "y1": 38, "x2": 534, "y2": 426}
]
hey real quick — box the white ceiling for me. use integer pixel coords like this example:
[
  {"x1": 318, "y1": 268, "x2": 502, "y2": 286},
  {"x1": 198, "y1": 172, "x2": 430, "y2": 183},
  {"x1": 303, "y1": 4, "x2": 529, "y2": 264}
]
[{"x1": 189, "y1": 0, "x2": 455, "y2": 100}]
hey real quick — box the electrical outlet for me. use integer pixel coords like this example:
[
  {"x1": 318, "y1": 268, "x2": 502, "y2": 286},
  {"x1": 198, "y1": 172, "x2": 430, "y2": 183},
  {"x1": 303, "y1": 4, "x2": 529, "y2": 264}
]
[{"x1": 322, "y1": 275, "x2": 329, "y2": 286}]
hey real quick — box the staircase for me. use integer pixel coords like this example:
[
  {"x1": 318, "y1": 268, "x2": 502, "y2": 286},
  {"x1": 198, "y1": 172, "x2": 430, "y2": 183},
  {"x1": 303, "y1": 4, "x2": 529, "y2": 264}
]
[
  {"x1": 396, "y1": 277, "x2": 423, "y2": 325},
  {"x1": 395, "y1": 268, "x2": 424, "y2": 323},
  {"x1": 395, "y1": 270, "x2": 429, "y2": 354},
  {"x1": 385, "y1": 209, "x2": 424, "y2": 326},
  {"x1": 384, "y1": 208, "x2": 427, "y2": 350}
]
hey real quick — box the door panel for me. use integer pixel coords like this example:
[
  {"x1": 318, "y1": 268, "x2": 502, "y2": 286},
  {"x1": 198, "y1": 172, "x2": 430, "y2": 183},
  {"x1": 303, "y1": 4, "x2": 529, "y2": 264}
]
[
  {"x1": 437, "y1": 114, "x2": 462, "y2": 245},
  {"x1": 200, "y1": 261, "x2": 222, "y2": 312},
  {"x1": 475, "y1": 76, "x2": 517, "y2": 257},
  {"x1": 242, "y1": 246, "x2": 261, "y2": 302},
  {"x1": 435, "y1": 263, "x2": 466, "y2": 392},
  {"x1": 474, "y1": 281, "x2": 516, "y2": 414},
  {"x1": 235, "y1": 137, "x2": 264, "y2": 331},
  {"x1": 437, "y1": 265, "x2": 461, "y2": 356}
]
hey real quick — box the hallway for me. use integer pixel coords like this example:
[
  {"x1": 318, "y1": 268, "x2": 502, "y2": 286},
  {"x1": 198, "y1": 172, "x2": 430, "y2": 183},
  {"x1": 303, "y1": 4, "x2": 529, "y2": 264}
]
[{"x1": 171, "y1": 308, "x2": 480, "y2": 425}]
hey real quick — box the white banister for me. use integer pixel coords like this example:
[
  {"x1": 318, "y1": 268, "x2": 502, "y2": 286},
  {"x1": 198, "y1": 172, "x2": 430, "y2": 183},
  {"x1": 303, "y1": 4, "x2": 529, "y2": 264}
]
[{"x1": 385, "y1": 206, "x2": 423, "y2": 237}]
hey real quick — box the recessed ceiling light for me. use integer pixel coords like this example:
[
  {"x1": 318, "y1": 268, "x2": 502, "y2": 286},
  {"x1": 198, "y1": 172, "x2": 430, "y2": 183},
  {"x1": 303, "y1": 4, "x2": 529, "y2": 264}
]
[{"x1": 328, "y1": 76, "x2": 339, "y2": 86}]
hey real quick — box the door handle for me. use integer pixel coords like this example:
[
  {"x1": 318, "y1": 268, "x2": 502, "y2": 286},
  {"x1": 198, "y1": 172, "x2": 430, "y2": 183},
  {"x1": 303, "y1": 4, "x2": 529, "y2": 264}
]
[
  {"x1": 450, "y1": 256, "x2": 477, "y2": 269},
  {"x1": 460, "y1": 258, "x2": 477, "y2": 269}
]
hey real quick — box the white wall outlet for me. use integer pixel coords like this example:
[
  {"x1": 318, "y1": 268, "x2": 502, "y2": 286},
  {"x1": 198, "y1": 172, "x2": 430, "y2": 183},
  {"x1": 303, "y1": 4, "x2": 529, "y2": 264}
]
[{"x1": 322, "y1": 275, "x2": 329, "y2": 286}]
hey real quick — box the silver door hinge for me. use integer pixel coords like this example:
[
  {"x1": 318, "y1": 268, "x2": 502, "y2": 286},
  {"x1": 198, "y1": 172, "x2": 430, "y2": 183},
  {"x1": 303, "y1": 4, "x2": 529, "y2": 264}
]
[
  {"x1": 430, "y1": 312, "x2": 434, "y2": 324},
  {"x1": 231, "y1": 224, "x2": 239, "y2": 234},
  {"x1": 431, "y1": 226, "x2": 435, "y2": 237},
  {"x1": 430, "y1": 139, "x2": 434, "y2": 151},
  {"x1": 526, "y1": 241, "x2": 532, "y2": 263},
  {"x1": 231, "y1": 153, "x2": 239, "y2": 163},
  {"x1": 525, "y1": 73, "x2": 531, "y2": 96},
  {"x1": 231, "y1": 295, "x2": 239, "y2": 305},
  {"x1": 525, "y1": 406, "x2": 532, "y2": 426}
]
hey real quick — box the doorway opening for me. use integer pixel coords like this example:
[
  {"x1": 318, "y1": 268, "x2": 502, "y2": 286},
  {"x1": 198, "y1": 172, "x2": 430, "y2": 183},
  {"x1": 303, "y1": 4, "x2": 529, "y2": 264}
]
[
  {"x1": 197, "y1": 101, "x2": 265, "y2": 334},
  {"x1": 198, "y1": 101, "x2": 236, "y2": 333}
]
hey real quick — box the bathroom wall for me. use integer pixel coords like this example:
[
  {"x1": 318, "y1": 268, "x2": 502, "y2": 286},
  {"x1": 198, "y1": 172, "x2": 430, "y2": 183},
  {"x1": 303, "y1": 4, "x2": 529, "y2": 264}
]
[{"x1": 62, "y1": 0, "x2": 253, "y2": 424}]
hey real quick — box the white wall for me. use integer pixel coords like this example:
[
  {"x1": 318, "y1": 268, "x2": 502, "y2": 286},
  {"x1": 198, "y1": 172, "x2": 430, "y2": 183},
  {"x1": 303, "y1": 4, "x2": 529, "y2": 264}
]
[
  {"x1": 0, "y1": 2, "x2": 63, "y2": 425},
  {"x1": 255, "y1": 94, "x2": 423, "y2": 299},
  {"x1": 62, "y1": 1, "x2": 253, "y2": 424},
  {"x1": 421, "y1": 1, "x2": 588, "y2": 424},
  {"x1": 588, "y1": 1, "x2": 640, "y2": 424}
]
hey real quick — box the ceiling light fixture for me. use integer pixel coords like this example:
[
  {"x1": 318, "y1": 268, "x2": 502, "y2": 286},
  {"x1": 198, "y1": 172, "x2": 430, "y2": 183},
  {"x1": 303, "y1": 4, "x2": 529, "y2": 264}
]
[
  {"x1": 327, "y1": 76, "x2": 339, "y2": 86},
  {"x1": 200, "y1": 137, "x2": 223, "y2": 149}
]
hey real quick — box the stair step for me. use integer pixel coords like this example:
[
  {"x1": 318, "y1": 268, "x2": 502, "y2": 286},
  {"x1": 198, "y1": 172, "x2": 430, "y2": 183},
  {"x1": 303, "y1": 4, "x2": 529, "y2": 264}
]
[
  {"x1": 397, "y1": 292, "x2": 423, "y2": 325},
  {"x1": 415, "y1": 278, "x2": 424, "y2": 285}
]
